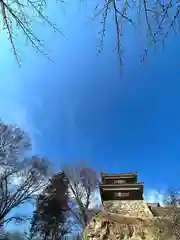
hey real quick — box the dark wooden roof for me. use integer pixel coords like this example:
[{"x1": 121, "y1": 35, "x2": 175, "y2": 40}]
[
  {"x1": 100, "y1": 183, "x2": 144, "y2": 192},
  {"x1": 101, "y1": 172, "x2": 137, "y2": 178},
  {"x1": 100, "y1": 183, "x2": 144, "y2": 187}
]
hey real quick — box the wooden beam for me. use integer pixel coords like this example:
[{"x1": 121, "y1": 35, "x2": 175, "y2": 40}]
[{"x1": 102, "y1": 187, "x2": 141, "y2": 191}]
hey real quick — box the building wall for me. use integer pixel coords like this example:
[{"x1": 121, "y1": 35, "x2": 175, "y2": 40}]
[
  {"x1": 103, "y1": 200, "x2": 153, "y2": 218},
  {"x1": 103, "y1": 177, "x2": 137, "y2": 184},
  {"x1": 102, "y1": 190, "x2": 143, "y2": 201}
]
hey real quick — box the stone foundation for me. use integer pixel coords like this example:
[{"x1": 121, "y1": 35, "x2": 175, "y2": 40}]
[
  {"x1": 83, "y1": 212, "x2": 173, "y2": 240},
  {"x1": 103, "y1": 200, "x2": 153, "y2": 218}
]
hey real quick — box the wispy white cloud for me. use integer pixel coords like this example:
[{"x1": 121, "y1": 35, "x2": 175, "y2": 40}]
[
  {"x1": 144, "y1": 188, "x2": 166, "y2": 205},
  {"x1": 0, "y1": 78, "x2": 42, "y2": 231},
  {"x1": 0, "y1": 72, "x2": 42, "y2": 153},
  {"x1": 89, "y1": 189, "x2": 102, "y2": 209},
  {"x1": 0, "y1": 100, "x2": 40, "y2": 153}
]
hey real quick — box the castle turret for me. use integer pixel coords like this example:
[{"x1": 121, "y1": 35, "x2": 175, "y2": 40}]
[{"x1": 100, "y1": 172, "x2": 144, "y2": 202}]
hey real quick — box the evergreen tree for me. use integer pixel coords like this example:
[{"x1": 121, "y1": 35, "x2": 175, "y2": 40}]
[{"x1": 30, "y1": 172, "x2": 70, "y2": 240}]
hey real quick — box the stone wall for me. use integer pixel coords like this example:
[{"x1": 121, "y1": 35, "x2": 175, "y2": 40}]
[
  {"x1": 103, "y1": 200, "x2": 153, "y2": 218},
  {"x1": 83, "y1": 211, "x2": 173, "y2": 240}
]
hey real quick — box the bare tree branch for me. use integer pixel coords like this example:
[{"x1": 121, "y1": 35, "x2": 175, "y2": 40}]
[
  {"x1": 0, "y1": 121, "x2": 30, "y2": 167},
  {"x1": 162, "y1": 188, "x2": 180, "y2": 240},
  {"x1": 0, "y1": 156, "x2": 50, "y2": 226},
  {"x1": 2, "y1": 0, "x2": 179, "y2": 70},
  {"x1": 0, "y1": 0, "x2": 67, "y2": 66},
  {"x1": 0, "y1": 121, "x2": 51, "y2": 227},
  {"x1": 90, "y1": 0, "x2": 180, "y2": 70},
  {"x1": 62, "y1": 161, "x2": 99, "y2": 229}
]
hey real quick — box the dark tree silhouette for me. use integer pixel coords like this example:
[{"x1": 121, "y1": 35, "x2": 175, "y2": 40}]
[
  {"x1": 30, "y1": 161, "x2": 99, "y2": 238},
  {"x1": 30, "y1": 171, "x2": 71, "y2": 240}
]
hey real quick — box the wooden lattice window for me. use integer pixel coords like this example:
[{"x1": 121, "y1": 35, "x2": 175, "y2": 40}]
[
  {"x1": 115, "y1": 192, "x2": 130, "y2": 197},
  {"x1": 114, "y1": 179, "x2": 126, "y2": 184}
]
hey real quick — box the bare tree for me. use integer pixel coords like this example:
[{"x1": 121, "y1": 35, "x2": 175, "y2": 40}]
[
  {"x1": 0, "y1": 0, "x2": 66, "y2": 66},
  {"x1": 0, "y1": 121, "x2": 51, "y2": 227},
  {"x1": 150, "y1": 188, "x2": 180, "y2": 240},
  {"x1": 163, "y1": 188, "x2": 180, "y2": 239},
  {"x1": 93, "y1": 0, "x2": 180, "y2": 68},
  {"x1": 1, "y1": 0, "x2": 180, "y2": 68},
  {"x1": 62, "y1": 161, "x2": 99, "y2": 229},
  {"x1": 0, "y1": 121, "x2": 30, "y2": 166},
  {"x1": 30, "y1": 161, "x2": 99, "y2": 238},
  {"x1": 0, "y1": 155, "x2": 51, "y2": 226}
]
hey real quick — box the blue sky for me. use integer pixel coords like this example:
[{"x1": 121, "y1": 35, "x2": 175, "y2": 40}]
[{"x1": 0, "y1": 0, "x2": 180, "y2": 231}]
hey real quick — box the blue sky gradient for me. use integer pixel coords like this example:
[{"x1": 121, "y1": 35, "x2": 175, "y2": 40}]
[{"x1": 0, "y1": 0, "x2": 180, "y2": 231}]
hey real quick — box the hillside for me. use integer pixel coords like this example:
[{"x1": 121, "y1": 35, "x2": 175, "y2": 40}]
[
  {"x1": 83, "y1": 211, "x2": 175, "y2": 240},
  {"x1": 83, "y1": 201, "x2": 177, "y2": 240}
]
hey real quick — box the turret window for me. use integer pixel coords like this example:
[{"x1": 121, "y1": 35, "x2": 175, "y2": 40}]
[
  {"x1": 115, "y1": 192, "x2": 130, "y2": 197},
  {"x1": 114, "y1": 179, "x2": 126, "y2": 184}
]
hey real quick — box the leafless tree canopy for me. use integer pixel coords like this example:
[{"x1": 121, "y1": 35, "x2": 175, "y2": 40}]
[
  {"x1": 94, "y1": 0, "x2": 180, "y2": 66},
  {"x1": 1, "y1": 0, "x2": 179, "y2": 66},
  {"x1": 0, "y1": 123, "x2": 99, "y2": 238},
  {"x1": 0, "y1": 121, "x2": 51, "y2": 227},
  {"x1": 0, "y1": 121, "x2": 30, "y2": 166},
  {"x1": 0, "y1": 0, "x2": 66, "y2": 66},
  {"x1": 62, "y1": 161, "x2": 99, "y2": 228},
  {"x1": 0, "y1": 156, "x2": 51, "y2": 226},
  {"x1": 162, "y1": 188, "x2": 180, "y2": 239}
]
